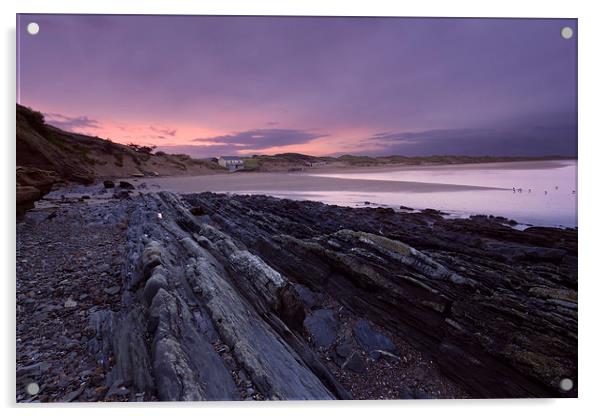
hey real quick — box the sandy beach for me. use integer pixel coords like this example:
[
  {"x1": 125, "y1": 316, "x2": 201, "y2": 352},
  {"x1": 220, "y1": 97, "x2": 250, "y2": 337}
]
[
  {"x1": 134, "y1": 171, "x2": 499, "y2": 194},
  {"x1": 129, "y1": 159, "x2": 575, "y2": 195},
  {"x1": 116, "y1": 159, "x2": 576, "y2": 228}
]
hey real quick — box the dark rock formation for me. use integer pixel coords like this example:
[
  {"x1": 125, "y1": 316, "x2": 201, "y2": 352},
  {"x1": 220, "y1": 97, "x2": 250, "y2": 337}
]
[
  {"x1": 16, "y1": 190, "x2": 577, "y2": 401},
  {"x1": 182, "y1": 192, "x2": 577, "y2": 398},
  {"x1": 341, "y1": 352, "x2": 367, "y2": 374},
  {"x1": 47, "y1": 192, "x2": 350, "y2": 401},
  {"x1": 113, "y1": 190, "x2": 132, "y2": 200},
  {"x1": 353, "y1": 319, "x2": 398, "y2": 359},
  {"x1": 16, "y1": 166, "x2": 61, "y2": 215},
  {"x1": 305, "y1": 309, "x2": 339, "y2": 349},
  {"x1": 118, "y1": 181, "x2": 135, "y2": 190},
  {"x1": 294, "y1": 284, "x2": 325, "y2": 310}
]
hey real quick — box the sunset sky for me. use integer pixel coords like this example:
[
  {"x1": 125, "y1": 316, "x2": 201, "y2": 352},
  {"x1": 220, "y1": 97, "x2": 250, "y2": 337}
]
[{"x1": 17, "y1": 15, "x2": 577, "y2": 158}]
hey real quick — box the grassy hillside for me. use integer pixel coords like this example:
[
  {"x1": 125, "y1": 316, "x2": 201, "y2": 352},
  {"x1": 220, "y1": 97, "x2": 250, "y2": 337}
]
[
  {"x1": 16, "y1": 104, "x2": 226, "y2": 212},
  {"x1": 239, "y1": 152, "x2": 573, "y2": 172},
  {"x1": 17, "y1": 104, "x2": 224, "y2": 183}
]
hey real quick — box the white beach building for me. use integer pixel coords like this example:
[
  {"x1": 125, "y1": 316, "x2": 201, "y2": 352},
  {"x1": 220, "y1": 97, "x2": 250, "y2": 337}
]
[
  {"x1": 218, "y1": 156, "x2": 244, "y2": 172},
  {"x1": 304, "y1": 160, "x2": 327, "y2": 168}
]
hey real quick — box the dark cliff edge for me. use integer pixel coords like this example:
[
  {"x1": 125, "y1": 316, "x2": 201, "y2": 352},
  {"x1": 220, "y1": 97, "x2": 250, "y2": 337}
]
[
  {"x1": 17, "y1": 104, "x2": 92, "y2": 214},
  {"x1": 16, "y1": 189, "x2": 576, "y2": 401}
]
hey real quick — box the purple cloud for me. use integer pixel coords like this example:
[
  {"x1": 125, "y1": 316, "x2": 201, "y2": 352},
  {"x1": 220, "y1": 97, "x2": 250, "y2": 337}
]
[
  {"x1": 159, "y1": 128, "x2": 327, "y2": 158},
  {"x1": 18, "y1": 15, "x2": 577, "y2": 156},
  {"x1": 156, "y1": 144, "x2": 244, "y2": 158},
  {"x1": 194, "y1": 128, "x2": 327, "y2": 150},
  {"x1": 364, "y1": 112, "x2": 577, "y2": 156},
  {"x1": 44, "y1": 112, "x2": 99, "y2": 131},
  {"x1": 150, "y1": 126, "x2": 177, "y2": 137}
]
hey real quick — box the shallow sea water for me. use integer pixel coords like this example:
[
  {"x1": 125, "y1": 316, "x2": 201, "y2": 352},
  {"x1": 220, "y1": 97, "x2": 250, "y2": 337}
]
[{"x1": 280, "y1": 160, "x2": 578, "y2": 228}]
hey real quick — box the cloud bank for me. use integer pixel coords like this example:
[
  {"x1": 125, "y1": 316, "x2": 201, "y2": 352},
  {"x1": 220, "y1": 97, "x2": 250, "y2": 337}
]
[
  {"x1": 191, "y1": 128, "x2": 327, "y2": 154},
  {"x1": 44, "y1": 113, "x2": 99, "y2": 132}
]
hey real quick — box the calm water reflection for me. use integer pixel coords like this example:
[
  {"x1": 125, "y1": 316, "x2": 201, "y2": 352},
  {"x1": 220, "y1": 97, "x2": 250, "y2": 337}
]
[
  {"x1": 294, "y1": 160, "x2": 578, "y2": 228},
  {"x1": 141, "y1": 160, "x2": 577, "y2": 229}
]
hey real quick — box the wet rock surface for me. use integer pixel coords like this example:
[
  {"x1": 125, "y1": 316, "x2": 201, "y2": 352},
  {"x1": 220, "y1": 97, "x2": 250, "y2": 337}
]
[
  {"x1": 16, "y1": 190, "x2": 576, "y2": 401},
  {"x1": 353, "y1": 319, "x2": 398, "y2": 359},
  {"x1": 305, "y1": 309, "x2": 339, "y2": 349}
]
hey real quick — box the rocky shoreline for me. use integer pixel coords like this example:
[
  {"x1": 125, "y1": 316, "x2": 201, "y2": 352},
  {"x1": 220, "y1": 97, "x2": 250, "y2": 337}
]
[{"x1": 16, "y1": 185, "x2": 577, "y2": 401}]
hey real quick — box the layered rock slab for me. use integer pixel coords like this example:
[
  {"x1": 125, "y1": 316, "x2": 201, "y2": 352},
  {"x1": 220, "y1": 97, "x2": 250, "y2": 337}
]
[{"x1": 183, "y1": 192, "x2": 577, "y2": 398}]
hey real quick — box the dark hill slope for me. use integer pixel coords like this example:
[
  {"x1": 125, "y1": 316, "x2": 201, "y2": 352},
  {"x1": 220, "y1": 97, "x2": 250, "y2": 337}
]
[{"x1": 16, "y1": 104, "x2": 223, "y2": 212}]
